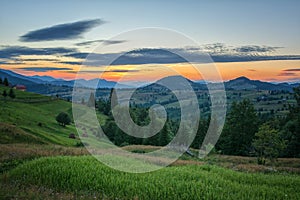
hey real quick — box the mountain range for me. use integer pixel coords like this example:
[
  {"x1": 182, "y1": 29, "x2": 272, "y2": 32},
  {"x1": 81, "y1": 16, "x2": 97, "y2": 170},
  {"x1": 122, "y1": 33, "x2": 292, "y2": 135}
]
[
  {"x1": 0, "y1": 68, "x2": 299, "y2": 94},
  {"x1": 0, "y1": 69, "x2": 129, "y2": 91}
]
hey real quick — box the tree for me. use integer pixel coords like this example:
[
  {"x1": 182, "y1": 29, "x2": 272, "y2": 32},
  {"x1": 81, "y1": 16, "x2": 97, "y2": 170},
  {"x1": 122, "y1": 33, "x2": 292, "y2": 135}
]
[
  {"x1": 159, "y1": 122, "x2": 171, "y2": 146},
  {"x1": 98, "y1": 99, "x2": 110, "y2": 115},
  {"x1": 8, "y1": 88, "x2": 16, "y2": 99},
  {"x1": 110, "y1": 88, "x2": 118, "y2": 109},
  {"x1": 56, "y1": 112, "x2": 71, "y2": 127},
  {"x1": 0, "y1": 78, "x2": 2, "y2": 84},
  {"x1": 191, "y1": 118, "x2": 209, "y2": 149},
  {"x1": 103, "y1": 120, "x2": 117, "y2": 141},
  {"x1": 294, "y1": 86, "x2": 300, "y2": 107},
  {"x1": 3, "y1": 78, "x2": 9, "y2": 86},
  {"x1": 281, "y1": 86, "x2": 300, "y2": 157},
  {"x1": 2, "y1": 90, "x2": 7, "y2": 98},
  {"x1": 253, "y1": 124, "x2": 286, "y2": 165},
  {"x1": 217, "y1": 99, "x2": 258, "y2": 156},
  {"x1": 87, "y1": 92, "x2": 95, "y2": 107}
]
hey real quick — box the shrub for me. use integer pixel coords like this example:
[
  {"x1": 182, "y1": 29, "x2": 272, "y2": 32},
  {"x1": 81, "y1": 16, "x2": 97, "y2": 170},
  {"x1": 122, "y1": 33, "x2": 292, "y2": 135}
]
[{"x1": 55, "y1": 112, "x2": 71, "y2": 127}]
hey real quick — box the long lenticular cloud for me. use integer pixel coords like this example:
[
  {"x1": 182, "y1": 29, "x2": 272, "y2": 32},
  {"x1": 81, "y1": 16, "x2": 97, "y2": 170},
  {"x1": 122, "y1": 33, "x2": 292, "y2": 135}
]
[{"x1": 20, "y1": 19, "x2": 105, "y2": 42}]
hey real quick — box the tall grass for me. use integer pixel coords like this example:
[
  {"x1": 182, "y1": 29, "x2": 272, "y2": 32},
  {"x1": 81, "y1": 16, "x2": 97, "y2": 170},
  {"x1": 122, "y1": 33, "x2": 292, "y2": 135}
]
[{"x1": 5, "y1": 156, "x2": 300, "y2": 199}]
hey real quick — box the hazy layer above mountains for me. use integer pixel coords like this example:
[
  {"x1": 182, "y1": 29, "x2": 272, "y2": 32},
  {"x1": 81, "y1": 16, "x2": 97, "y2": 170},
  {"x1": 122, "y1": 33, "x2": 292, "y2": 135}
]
[{"x1": 0, "y1": 69, "x2": 299, "y2": 95}]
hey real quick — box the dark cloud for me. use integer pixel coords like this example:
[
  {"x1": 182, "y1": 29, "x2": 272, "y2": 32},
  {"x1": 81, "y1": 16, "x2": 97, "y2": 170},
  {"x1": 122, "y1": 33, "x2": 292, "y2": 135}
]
[
  {"x1": 0, "y1": 62, "x2": 24, "y2": 65},
  {"x1": 59, "y1": 61, "x2": 83, "y2": 65},
  {"x1": 20, "y1": 58, "x2": 60, "y2": 62},
  {"x1": 20, "y1": 19, "x2": 105, "y2": 42},
  {"x1": 1, "y1": 44, "x2": 299, "y2": 67},
  {"x1": 106, "y1": 69, "x2": 140, "y2": 73},
  {"x1": 75, "y1": 40, "x2": 104, "y2": 46},
  {"x1": 210, "y1": 55, "x2": 300, "y2": 62},
  {"x1": 282, "y1": 68, "x2": 300, "y2": 72},
  {"x1": 0, "y1": 61, "x2": 8, "y2": 64},
  {"x1": 202, "y1": 43, "x2": 230, "y2": 54},
  {"x1": 62, "y1": 70, "x2": 78, "y2": 74},
  {"x1": 278, "y1": 68, "x2": 300, "y2": 76},
  {"x1": 0, "y1": 46, "x2": 77, "y2": 59},
  {"x1": 233, "y1": 45, "x2": 282, "y2": 53},
  {"x1": 278, "y1": 72, "x2": 297, "y2": 76},
  {"x1": 65, "y1": 52, "x2": 90, "y2": 59},
  {"x1": 112, "y1": 48, "x2": 188, "y2": 65},
  {"x1": 67, "y1": 48, "x2": 194, "y2": 66},
  {"x1": 103, "y1": 40, "x2": 126, "y2": 45},
  {"x1": 73, "y1": 70, "x2": 105, "y2": 73},
  {"x1": 75, "y1": 39, "x2": 126, "y2": 46},
  {"x1": 202, "y1": 43, "x2": 283, "y2": 56},
  {"x1": 64, "y1": 47, "x2": 300, "y2": 66},
  {"x1": 18, "y1": 67, "x2": 73, "y2": 72},
  {"x1": 65, "y1": 69, "x2": 140, "y2": 74}
]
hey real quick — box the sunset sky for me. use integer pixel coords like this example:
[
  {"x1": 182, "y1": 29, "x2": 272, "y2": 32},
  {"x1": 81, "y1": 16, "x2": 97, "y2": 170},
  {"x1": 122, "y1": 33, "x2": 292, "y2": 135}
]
[{"x1": 0, "y1": 0, "x2": 299, "y2": 83}]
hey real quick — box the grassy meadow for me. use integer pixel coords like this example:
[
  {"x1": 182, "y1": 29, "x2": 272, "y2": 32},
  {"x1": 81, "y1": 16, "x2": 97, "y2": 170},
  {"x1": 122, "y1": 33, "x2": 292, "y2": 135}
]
[
  {"x1": 1, "y1": 85, "x2": 300, "y2": 199},
  {"x1": 2, "y1": 156, "x2": 300, "y2": 200}
]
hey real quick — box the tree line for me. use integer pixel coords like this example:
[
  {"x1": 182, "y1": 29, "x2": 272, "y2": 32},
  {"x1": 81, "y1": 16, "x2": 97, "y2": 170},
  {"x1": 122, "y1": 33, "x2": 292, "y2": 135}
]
[
  {"x1": 0, "y1": 77, "x2": 16, "y2": 99},
  {"x1": 96, "y1": 86, "x2": 300, "y2": 164}
]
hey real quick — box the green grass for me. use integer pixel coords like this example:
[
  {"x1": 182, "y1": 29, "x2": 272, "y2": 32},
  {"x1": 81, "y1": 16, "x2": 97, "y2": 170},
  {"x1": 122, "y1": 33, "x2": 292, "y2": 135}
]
[
  {"x1": 1, "y1": 86, "x2": 299, "y2": 199},
  {"x1": 0, "y1": 86, "x2": 105, "y2": 146},
  {"x1": 131, "y1": 88, "x2": 296, "y2": 118},
  {"x1": 0, "y1": 122, "x2": 45, "y2": 144},
  {"x1": 0, "y1": 86, "x2": 78, "y2": 145},
  {"x1": 3, "y1": 156, "x2": 300, "y2": 200}
]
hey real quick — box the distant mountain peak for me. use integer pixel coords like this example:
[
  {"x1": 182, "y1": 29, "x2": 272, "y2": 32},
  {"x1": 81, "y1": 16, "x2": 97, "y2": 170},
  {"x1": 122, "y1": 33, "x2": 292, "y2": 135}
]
[{"x1": 232, "y1": 76, "x2": 251, "y2": 81}]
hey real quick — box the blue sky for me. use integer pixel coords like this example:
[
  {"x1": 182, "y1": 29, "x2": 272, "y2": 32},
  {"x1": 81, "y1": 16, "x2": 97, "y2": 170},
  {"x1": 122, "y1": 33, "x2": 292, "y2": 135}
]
[
  {"x1": 1, "y1": 0, "x2": 299, "y2": 54},
  {"x1": 0, "y1": 0, "x2": 299, "y2": 82}
]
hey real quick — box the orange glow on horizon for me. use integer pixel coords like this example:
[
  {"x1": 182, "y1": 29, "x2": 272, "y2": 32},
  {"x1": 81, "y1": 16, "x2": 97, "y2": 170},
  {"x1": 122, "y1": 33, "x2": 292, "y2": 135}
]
[{"x1": 0, "y1": 60, "x2": 299, "y2": 82}]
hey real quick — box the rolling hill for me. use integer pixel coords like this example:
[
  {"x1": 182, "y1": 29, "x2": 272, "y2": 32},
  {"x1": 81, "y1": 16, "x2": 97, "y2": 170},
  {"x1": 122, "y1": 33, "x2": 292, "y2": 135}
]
[
  {"x1": 141, "y1": 75, "x2": 298, "y2": 93},
  {"x1": 1, "y1": 69, "x2": 299, "y2": 96},
  {"x1": 0, "y1": 85, "x2": 81, "y2": 146},
  {"x1": 0, "y1": 69, "x2": 129, "y2": 93},
  {"x1": 225, "y1": 76, "x2": 295, "y2": 91}
]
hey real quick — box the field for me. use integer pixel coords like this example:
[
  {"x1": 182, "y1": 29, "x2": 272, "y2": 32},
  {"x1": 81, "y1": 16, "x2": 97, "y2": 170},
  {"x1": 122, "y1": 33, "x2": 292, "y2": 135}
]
[
  {"x1": 2, "y1": 156, "x2": 300, "y2": 200},
  {"x1": 119, "y1": 87, "x2": 296, "y2": 119},
  {"x1": 0, "y1": 86, "x2": 107, "y2": 146},
  {"x1": 1, "y1": 86, "x2": 300, "y2": 199}
]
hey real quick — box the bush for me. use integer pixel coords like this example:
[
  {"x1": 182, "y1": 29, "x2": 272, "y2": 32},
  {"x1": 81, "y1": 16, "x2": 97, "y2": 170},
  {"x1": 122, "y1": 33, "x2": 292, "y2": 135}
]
[
  {"x1": 8, "y1": 88, "x2": 16, "y2": 99},
  {"x1": 55, "y1": 112, "x2": 71, "y2": 127},
  {"x1": 253, "y1": 124, "x2": 286, "y2": 165}
]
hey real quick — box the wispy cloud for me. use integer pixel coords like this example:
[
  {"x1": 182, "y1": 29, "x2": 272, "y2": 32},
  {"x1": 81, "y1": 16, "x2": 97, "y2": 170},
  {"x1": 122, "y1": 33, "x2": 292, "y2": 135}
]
[
  {"x1": 103, "y1": 40, "x2": 127, "y2": 45},
  {"x1": 0, "y1": 46, "x2": 77, "y2": 59},
  {"x1": 106, "y1": 69, "x2": 140, "y2": 73},
  {"x1": 200, "y1": 43, "x2": 283, "y2": 56},
  {"x1": 19, "y1": 67, "x2": 73, "y2": 72},
  {"x1": 20, "y1": 19, "x2": 105, "y2": 42},
  {"x1": 1, "y1": 44, "x2": 299, "y2": 67},
  {"x1": 278, "y1": 72, "x2": 297, "y2": 76},
  {"x1": 64, "y1": 69, "x2": 140, "y2": 74},
  {"x1": 67, "y1": 47, "x2": 300, "y2": 66},
  {"x1": 75, "y1": 39, "x2": 126, "y2": 46},
  {"x1": 201, "y1": 43, "x2": 231, "y2": 54},
  {"x1": 233, "y1": 45, "x2": 282, "y2": 54},
  {"x1": 20, "y1": 58, "x2": 60, "y2": 62},
  {"x1": 278, "y1": 68, "x2": 300, "y2": 76},
  {"x1": 282, "y1": 68, "x2": 300, "y2": 72},
  {"x1": 60, "y1": 61, "x2": 83, "y2": 65}
]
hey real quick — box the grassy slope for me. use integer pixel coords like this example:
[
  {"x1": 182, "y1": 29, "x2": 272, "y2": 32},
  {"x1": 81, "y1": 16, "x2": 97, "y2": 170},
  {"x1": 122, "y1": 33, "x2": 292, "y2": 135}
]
[
  {"x1": 0, "y1": 86, "x2": 300, "y2": 199},
  {"x1": 3, "y1": 156, "x2": 300, "y2": 200},
  {"x1": 0, "y1": 122, "x2": 45, "y2": 144},
  {"x1": 0, "y1": 86, "x2": 81, "y2": 146}
]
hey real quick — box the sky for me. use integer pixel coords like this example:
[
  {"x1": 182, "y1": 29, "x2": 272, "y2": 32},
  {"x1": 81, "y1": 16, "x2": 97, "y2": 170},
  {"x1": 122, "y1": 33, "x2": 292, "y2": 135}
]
[{"x1": 0, "y1": 0, "x2": 299, "y2": 83}]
